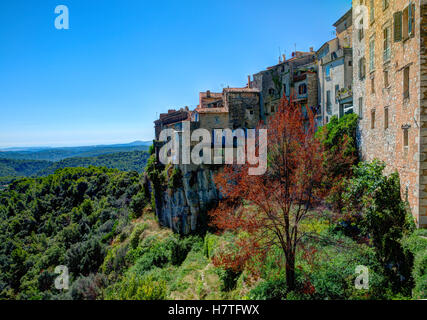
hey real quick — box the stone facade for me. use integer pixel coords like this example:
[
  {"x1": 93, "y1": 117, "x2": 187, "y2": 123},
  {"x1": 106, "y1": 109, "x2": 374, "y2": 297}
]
[
  {"x1": 353, "y1": 0, "x2": 427, "y2": 228},
  {"x1": 318, "y1": 9, "x2": 354, "y2": 125},
  {"x1": 252, "y1": 50, "x2": 319, "y2": 124}
]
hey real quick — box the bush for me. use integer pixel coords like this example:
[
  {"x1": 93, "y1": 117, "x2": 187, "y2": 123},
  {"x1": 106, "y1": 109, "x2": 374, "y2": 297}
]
[
  {"x1": 343, "y1": 160, "x2": 415, "y2": 295},
  {"x1": 402, "y1": 230, "x2": 427, "y2": 299},
  {"x1": 249, "y1": 278, "x2": 287, "y2": 300},
  {"x1": 70, "y1": 273, "x2": 107, "y2": 300},
  {"x1": 130, "y1": 192, "x2": 148, "y2": 219},
  {"x1": 105, "y1": 273, "x2": 166, "y2": 300},
  {"x1": 129, "y1": 223, "x2": 148, "y2": 250},
  {"x1": 216, "y1": 268, "x2": 241, "y2": 292}
]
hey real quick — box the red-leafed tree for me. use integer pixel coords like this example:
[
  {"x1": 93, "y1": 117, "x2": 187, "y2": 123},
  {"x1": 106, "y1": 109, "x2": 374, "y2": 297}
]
[{"x1": 209, "y1": 95, "x2": 342, "y2": 291}]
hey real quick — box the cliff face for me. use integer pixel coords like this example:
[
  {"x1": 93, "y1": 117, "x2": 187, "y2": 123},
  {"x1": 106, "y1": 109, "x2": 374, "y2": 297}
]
[{"x1": 153, "y1": 164, "x2": 220, "y2": 234}]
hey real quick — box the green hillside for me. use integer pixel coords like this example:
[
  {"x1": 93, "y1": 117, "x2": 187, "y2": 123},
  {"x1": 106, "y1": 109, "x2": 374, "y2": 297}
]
[
  {"x1": 0, "y1": 142, "x2": 150, "y2": 161},
  {"x1": 0, "y1": 151, "x2": 150, "y2": 185}
]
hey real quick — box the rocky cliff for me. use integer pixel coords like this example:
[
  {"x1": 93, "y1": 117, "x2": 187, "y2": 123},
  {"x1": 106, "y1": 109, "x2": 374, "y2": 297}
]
[{"x1": 151, "y1": 164, "x2": 220, "y2": 234}]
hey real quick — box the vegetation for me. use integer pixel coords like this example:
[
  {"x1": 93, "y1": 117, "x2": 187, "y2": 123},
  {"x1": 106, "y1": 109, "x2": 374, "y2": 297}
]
[
  {"x1": 0, "y1": 151, "x2": 150, "y2": 184},
  {"x1": 0, "y1": 102, "x2": 424, "y2": 300},
  {"x1": 0, "y1": 142, "x2": 150, "y2": 161}
]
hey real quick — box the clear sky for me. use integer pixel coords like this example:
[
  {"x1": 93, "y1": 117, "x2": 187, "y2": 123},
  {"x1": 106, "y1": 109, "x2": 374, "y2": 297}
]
[{"x1": 0, "y1": 0, "x2": 351, "y2": 148}]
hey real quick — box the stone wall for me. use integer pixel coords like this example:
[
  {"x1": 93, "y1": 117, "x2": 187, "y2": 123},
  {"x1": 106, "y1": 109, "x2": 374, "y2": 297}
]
[
  {"x1": 354, "y1": 0, "x2": 423, "y2": 227},
  {"x1": 418, "y1": 0, "x2": 427, "y2": 227}
]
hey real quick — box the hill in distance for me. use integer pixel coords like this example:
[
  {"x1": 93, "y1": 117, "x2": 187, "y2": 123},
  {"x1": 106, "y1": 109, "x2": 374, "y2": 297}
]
[{"x1": 0, "y1": 141, "x2": 152, "y2": 161}]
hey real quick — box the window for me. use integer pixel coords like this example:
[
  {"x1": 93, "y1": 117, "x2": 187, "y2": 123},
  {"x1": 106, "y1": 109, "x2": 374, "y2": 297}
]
[
  {"x1": 271, "y1": 105, "x2": 276, "y2": 113},
  {"x1": 404, "y1": 66, "x2": 410, "y2": 99},
  {"x1": 371, "y1": 109, "x2": 376, "y2": 129},
  {"x1": 326, "y1": 90, "x2": 332, "y2": 114},
  {"x1": 283, "y1": 84, "x2": 287, "y2": 96},
  {"x1": 268, "y1": 88, "x2": 275, "y2": 95},
  {"x1": 402, "y1": 3, "x2": 415, "y2": 39},
  {"x1": 326, "y1": 65, "x2": 331, "y2": 79},
  {"x1": 369, "y1": 38, "x2": 375, "y2": 71},
  {"x1": 370, "y1": 0, "x2": 375, "y2": 23},
  {"x1": 349, "y1": 60, "x2": 353, "y2": 67},
  {"x1": 359, "y1": 97, "x2": 364, "y2": 119},
  {"x1": 359, "y1": 57, "x2": 366, "y2": 79},
  {"x1": 383, "y1": 26, "x2": 391, "y2": 62},
  {"x1": 371, "y1": 77, "x2": 375, "y2": 94},
  {"x1": 403, "y1": 128, "x2": 409, "y2": 148},
  {"x1": 394, "y1": 11, "x2": 403, "y2": 42},
  {"x1": 298, "y1": 83, "x2": 307, "y2": 95},
  {"x1": 384, "y1": 107, "x2": 389, "y2": 129},
  {"x1": 384, "y1": 70, "x2": 389, "y2": 87},
  {"x1": 359, "y1": 19, "x2": 364, "y2": 41}
]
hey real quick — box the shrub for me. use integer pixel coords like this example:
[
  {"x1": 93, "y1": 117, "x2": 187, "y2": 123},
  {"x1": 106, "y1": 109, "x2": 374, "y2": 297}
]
[
  {"x1": 249, "y1": 278, "x2": 287, "y2": 300},
  {"x1": 105, "y1": 273, "x2": 166, "y2": 300},
  {"x1": 168, "y1": 167, "x2": 183, "y2": 190},
  {"x1": 130, "y1": 192, "x2": 148, "y2": 219},
  {"x1": 343, "y1": 160, "x2": 415, "y2": 295},
  {"x1": 402, "y1": 230, "x2": 427, "y2": 299},
  {"x1": 129, "y1": 223, "x2": 148, "y2": 250},
  {"x1": 70, "y1": 273, "x2": 107, "y2": 300},
  {"x1": 216, "y1": 268, "x2": 241, "y2": 292},
  {"x1": 203, "y1": 233, "x2": 220, "y2": 259}
]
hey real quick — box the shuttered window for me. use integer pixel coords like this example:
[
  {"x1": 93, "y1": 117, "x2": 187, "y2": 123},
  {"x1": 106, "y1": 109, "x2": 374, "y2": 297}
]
[
  {"x1": 383, "y1": 26, "x2": 391, "y2": 62},
  {"x1": 409, "y1": 3, "x2": 415, "y2": 37},
  {"x1": 369, "y1": 38, "x2": 375, "y2": 71},
  {"x1": 394, "y1": 11, "x2": 402, "y2": 42}
]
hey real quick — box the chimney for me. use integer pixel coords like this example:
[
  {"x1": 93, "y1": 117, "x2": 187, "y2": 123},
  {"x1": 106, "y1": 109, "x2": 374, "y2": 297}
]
[
  {"x1": 247, "y1": 75, "x2": 251, "y2": 88},
  {"x1": 310, "y1": 47, "x2": 314, "y2": 52},
  {"x1": 282, "y1": 54, "x2": 286, "y2": 61},
  {"x1": 206, "y1": 90, "x2": 211, "y2": 98}
]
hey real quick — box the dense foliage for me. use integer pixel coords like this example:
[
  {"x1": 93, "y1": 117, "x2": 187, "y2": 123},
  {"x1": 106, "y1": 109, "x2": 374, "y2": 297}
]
[
  {"x1": 0, "y1": 143, "x2": 150, "y2": 161},
  {"x1": 0, "y1": 151, "x2": 150, "y2": 185},
  {"x1": 0, "y1": 166, "x2": 145, "y2": 299},
  {"x1": 343, "y1": 160, "x2": 415, "y2": 296}
]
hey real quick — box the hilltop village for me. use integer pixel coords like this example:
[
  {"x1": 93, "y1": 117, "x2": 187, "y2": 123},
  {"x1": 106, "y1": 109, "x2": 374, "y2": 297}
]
[{"x1": 153, "y1": 2, "x2": 427, "y2": 231}]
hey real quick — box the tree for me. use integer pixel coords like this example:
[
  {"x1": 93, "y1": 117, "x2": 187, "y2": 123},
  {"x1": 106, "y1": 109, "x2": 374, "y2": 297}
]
[
  {"x1": 343, "y1": 160, "x2": 415, "y2": 295},
  {"x1": 209, "y1": 96, "x2": 339, "y2": 291}
]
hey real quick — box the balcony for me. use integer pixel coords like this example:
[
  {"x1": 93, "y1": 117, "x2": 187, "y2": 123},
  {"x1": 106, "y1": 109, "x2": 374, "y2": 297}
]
[{"x1": 336, "y1": 87, "x2": 353, "y2": 102}]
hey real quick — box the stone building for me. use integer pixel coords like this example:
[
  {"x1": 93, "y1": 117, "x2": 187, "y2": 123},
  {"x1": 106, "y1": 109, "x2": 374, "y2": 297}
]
[
  {"x1": 352, "y1": 0, "x2": 427, "y2": 228},
  {"x1": 317, "y1": 9, "x2": 354, "y2": 125},
  {"x1": 252, "y1": 50, "x2": 320, "y2": 124},
  {"x1": 192, "y1": 86, "x2": 261, "y2": 133}
]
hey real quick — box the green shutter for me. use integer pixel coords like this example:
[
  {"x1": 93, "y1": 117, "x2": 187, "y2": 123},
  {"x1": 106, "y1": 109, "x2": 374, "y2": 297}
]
[
  {"x1": 409, "y1": 3, "x2": 415, "y2": 37},
  {"x1": 394, "y1": 11, "x2": 402, "y2": 42}
]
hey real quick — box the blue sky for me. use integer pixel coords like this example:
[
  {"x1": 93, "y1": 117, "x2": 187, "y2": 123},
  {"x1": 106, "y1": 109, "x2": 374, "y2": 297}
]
[{"x1": 0, "y1": 0, "x2": 351, "y2": 147}]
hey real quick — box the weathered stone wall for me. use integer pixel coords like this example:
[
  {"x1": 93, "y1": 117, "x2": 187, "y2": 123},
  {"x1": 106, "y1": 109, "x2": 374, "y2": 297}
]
[
  {"x1": 225, "y1": 91, "x2": 261, "y2": 129},
  {"x1": 198, "y1": 113, "x2": 230, "y2": 132},
  {"x1": 154, "y1": 164, "x2": 220, "y2": 234},
  {"x1": 354, "y1": 0, "x2": 423, "y2": 227},
  {"x1": 418, "y1": 0, "x2": 427, "y2": 227}
]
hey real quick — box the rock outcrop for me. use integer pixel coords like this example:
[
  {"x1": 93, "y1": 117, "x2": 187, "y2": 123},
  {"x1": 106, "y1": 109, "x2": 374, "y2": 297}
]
[{"x1": 153, "y1": 164, "x2": 220, "y2": 234}]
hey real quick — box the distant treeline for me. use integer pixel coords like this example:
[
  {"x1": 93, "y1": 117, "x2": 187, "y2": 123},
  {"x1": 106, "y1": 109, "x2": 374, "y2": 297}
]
[
  {"x1": 0, "y1": 151, "x2": 150, "y2": 184},
  {"x1": 0, "y1": 144, "x2": 149, "y2": 162}
]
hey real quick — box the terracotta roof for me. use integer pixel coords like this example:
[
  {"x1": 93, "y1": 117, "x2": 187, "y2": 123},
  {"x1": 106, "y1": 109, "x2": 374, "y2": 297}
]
[{"x1": 223, "y1": 87, "x2": 260, "y2": 93}]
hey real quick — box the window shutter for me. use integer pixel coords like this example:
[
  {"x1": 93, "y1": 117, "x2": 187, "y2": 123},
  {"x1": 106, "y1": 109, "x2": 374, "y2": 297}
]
[
  {"x1": 409, "y1": 3, "x2": 415, "y2": 37},
  {"x1": 394, "y1": 11, "x2": 402, "y2": 42}
]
